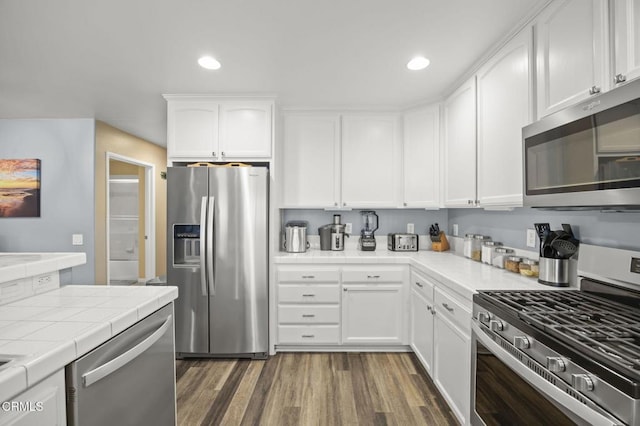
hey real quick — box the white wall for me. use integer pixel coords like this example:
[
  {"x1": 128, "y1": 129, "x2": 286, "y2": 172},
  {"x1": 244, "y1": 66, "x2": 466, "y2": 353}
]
[{"x1": 0, "y1": 119, "x2": 95, "y2": 284}]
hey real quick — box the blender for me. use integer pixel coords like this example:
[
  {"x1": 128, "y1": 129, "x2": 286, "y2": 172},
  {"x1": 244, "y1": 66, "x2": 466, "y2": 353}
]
[{"x1": 358, "y1": 210, "x2": 379, "y2": 251}]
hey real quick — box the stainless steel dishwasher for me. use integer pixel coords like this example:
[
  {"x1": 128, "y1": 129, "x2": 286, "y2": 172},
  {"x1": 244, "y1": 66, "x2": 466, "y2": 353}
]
[{"x1": 66, "y1": 304, "x2": 176, "y2": 426}]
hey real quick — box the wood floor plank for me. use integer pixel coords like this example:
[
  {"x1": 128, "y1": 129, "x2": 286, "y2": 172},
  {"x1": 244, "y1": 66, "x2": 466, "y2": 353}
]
[
  {"x1": 239, "y1": 354, "x2": 280, "y2": 426},
  {"x1": 201, "y1": 360, "x2": 250, "y2": 425},
  {"x1": 219, "y1": 360, "x2": 265, "y2": 426}
]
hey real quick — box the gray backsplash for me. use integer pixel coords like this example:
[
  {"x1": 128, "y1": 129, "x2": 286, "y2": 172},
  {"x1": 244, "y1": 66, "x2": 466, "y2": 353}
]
[{"x1": 282, "y1": 207, "x2": 640, "y2": 253}]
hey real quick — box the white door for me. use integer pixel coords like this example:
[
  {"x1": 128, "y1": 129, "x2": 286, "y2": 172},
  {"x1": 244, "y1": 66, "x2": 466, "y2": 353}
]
[
  {"x1": 403, "y1": 105, "x2": 440, "y2": 208},
  {"x1": 342, "y1": 285, "x2": 403, "y2": 344},
  {"x1": 282, "y1": 114, "x2": 341, "y2": 208},
  {"x1": 411, "y1": 289, "x2": 434, "y2": 375},
  {"x1": 219, "y1": 102, "x2": 272, "y2": 158},
  {"x1": 341, "y1": 115, "x2": 399, "y2": 208},
  {"x1": 443, "y1": 77, "x2": 477, "y2": 207},
  {"x1": 167, "y1": 101, "x2": 219, "y2": 158},
  {"x1": 535, "y1": 0, "x2": 608, "y2": 118},
  {"x1": 613, "y1": 0, "x2": 640, "y2": 86},
  {"x1": 477, "y1": 28, "x2": 532, "y2": 208},
  {"x1": 434, "y1": 314, "x2": 470, "y2": 425}
]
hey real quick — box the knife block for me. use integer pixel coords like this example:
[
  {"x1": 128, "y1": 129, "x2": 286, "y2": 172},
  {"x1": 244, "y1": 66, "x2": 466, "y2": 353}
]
[{"x1": 431, "y1": 232, "x2": 450, "y2": 252}]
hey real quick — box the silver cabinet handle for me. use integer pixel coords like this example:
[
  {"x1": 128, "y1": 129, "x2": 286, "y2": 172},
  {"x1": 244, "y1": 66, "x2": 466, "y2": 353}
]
[
  {"x1": 334, "y1": 202, "x2": 338, "y2": 206},
  {"x1": 614, "y1": 74, "x2": 627, "y2": 84},
  {"x1": 302, "y1": 314, "x2": 315, "y2": 318},
  {"x1": 83, "y1": 315, "x2": 173, "y2": 387},
  {"x1": 302, "y1": 293, "x2": 315, "y2": 297},
  {"x1": 221, "y1": 151, "x2": 226, "y2": 157},
  {"x1": 343, "y1": 202, "x2": 347, "y2": 206},
  {"x1": 416, "y1": 282, "x2": 424, "y2": 288},
  {"x1": 301, "y1": 275, "x2": 315, "y2": 279},
  {"x1": 212, "y1": 151, "x2": 216, "y2": 156},
  {"x1": 403, "y1": 202, "x2": 407, "y2": 207},
  {"x1": 588, "y1": 85, "x2": 601, "y2": 95},
  {"x1": 301, "y1": 335, "x2": 315, "y2": 338},
  {"x1": 426, "y1": 306, "x2": 432, "y2": 313},
  {"x1": 343, "y1": 288, "x2": 348, "y2": 292},
  {"x1": 207, "y1": 196, "x2": 215, "y2": 295},
  {"x1": 442, "y1": 303, "x2": 454, "y2": 312},
  {"x1": 367, "y1": 275, "x2": 380, "y2": 279},
  {"x1": 199, "y1": 197, "x2": 207, "y2": 296}
]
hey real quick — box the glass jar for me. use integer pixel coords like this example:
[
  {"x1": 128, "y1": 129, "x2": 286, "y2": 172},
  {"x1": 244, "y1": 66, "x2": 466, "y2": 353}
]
[
  {"x1": 492, "y1": 247, "x2": 514, "y2": 268},
  {"x1": 519, "y1": 258, "x2": 539, "y2": 278},
  {"x1": 472, "y1": 235, "x2": 491, "y2": 262},
  {"x1": 505, "y1": 256, "x2": 523, "y2": 273},
  {"x1": 482, "y1": 241, "x2": 503, "y2": 264},
  {"x1": 463, "y1": 234, "x2": 476, "y2": 259}
]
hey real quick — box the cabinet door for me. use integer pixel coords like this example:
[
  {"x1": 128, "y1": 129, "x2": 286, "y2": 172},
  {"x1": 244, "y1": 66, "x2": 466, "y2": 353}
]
[
  {"x1": 477, "y1": 28, "x2": 532, "y2": 208},
  {"x1": 219, "y1": 101, "x2": 272, "y2": 158},
  {"x1": 613, "y1": 0, "x2": 640, "y2": 86},
  {"x1": 282, "y1": 114, "x2": 340, "y2": 207},
  {"x1": 403, "y1": 105, "x2": 440, "y2": 208},
  {"x1": 411, "y1": 289, "x2": 434, "y2": 375},
  {"x1": 167, "y1": 101, "x2": 219, "y2": 158},
  {"x1": 535, "y1": 0, "x2": 608, "y2": 118},
  {"x1": 443, "y1": 77, "x2": 477, "y2": 207},
  {"x1": 3, "y1": 370, "x2": 66, "y2": 426},
  {"x1": 434, "y1": 314, "x2": 470, "y2": 426},
  {"x1": 341, "y1": 116, "x2": 399, "y2": 208},
  {"x1": 342, "y1": 284, "x2": 404, "y2": 344}
]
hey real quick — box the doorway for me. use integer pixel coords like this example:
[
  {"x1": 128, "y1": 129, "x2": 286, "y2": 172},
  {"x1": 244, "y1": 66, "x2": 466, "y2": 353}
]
[{"x1": 106, "y1": 153, "x2": 155, "y2": 285}]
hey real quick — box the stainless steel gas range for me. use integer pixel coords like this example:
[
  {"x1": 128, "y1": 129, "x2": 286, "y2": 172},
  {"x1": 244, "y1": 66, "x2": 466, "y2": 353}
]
[{"x1": 471, "y1": 245, "x2": 640, "y2": 426}]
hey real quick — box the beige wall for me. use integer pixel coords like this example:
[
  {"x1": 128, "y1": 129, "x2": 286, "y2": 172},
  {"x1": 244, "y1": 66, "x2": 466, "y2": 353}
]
[{"x1": 95, "y1": 121, "x2": 167, "y2": 284}]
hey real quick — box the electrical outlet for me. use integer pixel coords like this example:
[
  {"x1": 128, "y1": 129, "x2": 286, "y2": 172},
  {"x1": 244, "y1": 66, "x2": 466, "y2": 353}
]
[
  {"x1": 407, "y1": 223, "x2": 415, "y2": 234},
  {"x1": 345, "y1": 223, "x2": 352, "y2": 234},
  {"x1": 72, "y1": 234, "x2": 83, "y2": 246},
  {"x1": 452, "y1": 224, "x2": 459, "y2": 237},
  {"x1": 526, "y1": 229, "x2": 537, "y2": 248}
]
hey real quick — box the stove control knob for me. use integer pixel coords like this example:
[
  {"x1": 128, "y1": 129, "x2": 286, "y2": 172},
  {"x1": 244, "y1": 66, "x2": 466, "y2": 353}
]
[
  {"x1": 572, "y1": 374, "x2": 595, "y2": 392},
  {"x1": 489, "y1": 320, "x2": 504, "y2": 332},
  {"x1": 513, "y1": 336, "x2": 530, "y2": 349},
  {"x1": 477, "y1": 312, "x2": 491, "y2": 323},
  {"x1": 547, "y1": 357, "x2": 567, "y2": 372}
]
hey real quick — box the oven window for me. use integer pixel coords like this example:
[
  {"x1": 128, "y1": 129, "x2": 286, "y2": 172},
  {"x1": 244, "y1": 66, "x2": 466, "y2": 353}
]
[{"x1": 474, "y1": 341, "x2": 575, "y2": 425}]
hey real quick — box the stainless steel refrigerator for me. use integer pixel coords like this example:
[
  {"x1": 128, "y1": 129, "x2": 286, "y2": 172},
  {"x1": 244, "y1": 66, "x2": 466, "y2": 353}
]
[{"x1": 167, "y1": 166, "x2": 268, "y2": 358}]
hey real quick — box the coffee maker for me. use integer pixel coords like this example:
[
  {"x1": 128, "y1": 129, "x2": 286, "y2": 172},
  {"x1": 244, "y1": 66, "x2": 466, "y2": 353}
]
[{"x1": 358, "y1": 210, "x2": 378, "y2": 251}]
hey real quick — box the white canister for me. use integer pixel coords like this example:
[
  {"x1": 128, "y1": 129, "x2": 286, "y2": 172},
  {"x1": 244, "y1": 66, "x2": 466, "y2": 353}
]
[{"x1": 482, "y1": 241, "x2": 503, "y2": 264}]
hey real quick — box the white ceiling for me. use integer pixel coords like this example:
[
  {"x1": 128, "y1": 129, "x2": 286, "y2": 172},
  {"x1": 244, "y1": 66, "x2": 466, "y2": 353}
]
[{"x1": 0, "y1": 0, "x2": 545, "y2": 146}]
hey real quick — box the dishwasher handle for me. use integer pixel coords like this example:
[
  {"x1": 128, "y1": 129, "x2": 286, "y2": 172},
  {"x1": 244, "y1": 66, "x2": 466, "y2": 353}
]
[{"x1": 82, "y1": 315, "x2": 173, "y2": 387}]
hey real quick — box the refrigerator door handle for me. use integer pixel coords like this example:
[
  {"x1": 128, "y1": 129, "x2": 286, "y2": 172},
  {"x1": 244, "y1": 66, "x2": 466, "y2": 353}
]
[
  {"x1": 200, "y1": 196, "x2": 207, "y2": 296},
  {"x1": 207, "y1": 196, "x2": 215, "y2": 295}
]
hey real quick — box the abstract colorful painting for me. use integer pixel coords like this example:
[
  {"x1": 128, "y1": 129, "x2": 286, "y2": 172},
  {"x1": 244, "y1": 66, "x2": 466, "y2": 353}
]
[{"x1": 0, "y1": 159, "x2": 41, "y2": 217}]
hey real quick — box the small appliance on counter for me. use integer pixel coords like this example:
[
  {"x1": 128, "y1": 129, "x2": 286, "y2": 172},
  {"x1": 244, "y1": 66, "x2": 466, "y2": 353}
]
[
  {"x1": 534, "y1": 223, "x2": 579, "y2": 286},
  {"x1": 358, "y1": 210, "x2": 378, "y2": 251},
  {"x1": 388, "y1": 233, "x2": 418, "y2": 251},
  {"x1": 284, "y1": 221, "x2": 310, "y2": 253},
  {"x1": 319, "y1": 214, "x2": 348, "y2": 251}
]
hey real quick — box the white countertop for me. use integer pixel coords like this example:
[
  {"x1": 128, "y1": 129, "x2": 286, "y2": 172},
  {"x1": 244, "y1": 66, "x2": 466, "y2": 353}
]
[
  {"x1": 0, "y1": 285, "x2": 178, "y2": 403},
  {"x1": 275, "y1": 249, "x2": 571, "y2": 300},
  {"x1": 0, "y1": 252, "x2": 87, "y2": 284}
]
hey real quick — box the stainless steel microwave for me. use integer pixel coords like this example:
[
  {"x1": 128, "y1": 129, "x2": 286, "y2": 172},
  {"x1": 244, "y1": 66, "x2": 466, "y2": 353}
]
[{"x1": 522, "y1": 78, "x2": 640, "y2": 210}]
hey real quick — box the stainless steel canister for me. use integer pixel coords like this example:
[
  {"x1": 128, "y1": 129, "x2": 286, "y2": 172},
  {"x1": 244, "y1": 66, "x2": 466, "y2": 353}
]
[
  {"x1": 284, "y1": 221, "x2": 309, "y2": 253},
  {"x1": 538, "y1": 257, "x2": 569, "y2": 287}
]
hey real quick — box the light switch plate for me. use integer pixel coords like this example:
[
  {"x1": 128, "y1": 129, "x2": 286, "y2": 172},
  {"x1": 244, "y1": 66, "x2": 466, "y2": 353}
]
[
  {"x1": 345, "y1": 223, "x2": 352, "y2": 234},
  {"x1": 452, "y1": 224, "x2": 459, "y2": 237},
  {"x1": 526, "y1": 229, "x2": 536, "y2": 248},
  {"x1": 407, "y1": 223, "x2": 415, "y2": 234},
  {"x1": 72, "y1": 234, "x2": 83, "y2": 246}
]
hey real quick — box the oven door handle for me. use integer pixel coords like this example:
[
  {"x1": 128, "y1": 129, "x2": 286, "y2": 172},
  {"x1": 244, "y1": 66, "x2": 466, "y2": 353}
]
[{"x1": 472, "y1": 321, "x2": 619, "y2": 426}]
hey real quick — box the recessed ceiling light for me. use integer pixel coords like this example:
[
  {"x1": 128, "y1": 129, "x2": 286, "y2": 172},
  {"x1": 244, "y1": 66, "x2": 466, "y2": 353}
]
[
  {"x1": 407, "y1": 56, "x2": 430, "y2": 71},
  {"x1": 198, "y1": 56, "x2": 221, "y2": 70}
]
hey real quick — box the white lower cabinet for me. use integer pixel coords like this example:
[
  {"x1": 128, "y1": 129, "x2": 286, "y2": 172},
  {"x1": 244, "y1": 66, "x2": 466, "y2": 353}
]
[
  {"x1": 342, "y1": 284, "x2": 404, "y2": 344},
  {"x1": 2, "y1": 369, "x2": 66, "y2": 426},
  {"x1": 433, "y1": 287, "x2": 472, "y2": 426},
  {"x1": 410, "y1": 271, "x2": 435, "y2": 375}
]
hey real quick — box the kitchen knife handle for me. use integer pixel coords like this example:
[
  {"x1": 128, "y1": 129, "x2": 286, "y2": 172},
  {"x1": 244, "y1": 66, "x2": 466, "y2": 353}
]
[{"x1": 207, "y1": 196, "x2": 215, "y2": 295}]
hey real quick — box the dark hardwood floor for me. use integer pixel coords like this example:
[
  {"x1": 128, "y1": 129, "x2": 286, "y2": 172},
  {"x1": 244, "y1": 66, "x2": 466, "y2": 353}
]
[{"x1": 176, "y1": 352, "x2": 458, "y2": 426}]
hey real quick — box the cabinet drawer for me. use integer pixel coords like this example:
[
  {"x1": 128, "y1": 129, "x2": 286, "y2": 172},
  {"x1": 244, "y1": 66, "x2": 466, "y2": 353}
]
[
  {"x1": 410, "y1": 271, "x2": 434, "y2": 301},
  {"x1": 278, "y1": 305, "x2": 340, "y2": 324},
  {"x1": 278, "y1": 269, "x2": 339, "y2": 283},
  {"x1": 342, "y1": 269, "x2": 404, "y2": 283},
  {"x1": 278, "y1": 325, "x2": 340, "y2": 344},
  {"x1": 435, "y1": 287, "x2": 471, "y2": 335},
  {"x1": 278, "y1": 285, "x2": 340, "y2": 303}
]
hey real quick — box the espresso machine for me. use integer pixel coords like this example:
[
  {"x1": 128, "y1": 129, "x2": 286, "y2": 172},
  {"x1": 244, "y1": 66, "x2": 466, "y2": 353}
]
[{"x1": 358, "y1": 210, "x2": 379, "y2": 251}]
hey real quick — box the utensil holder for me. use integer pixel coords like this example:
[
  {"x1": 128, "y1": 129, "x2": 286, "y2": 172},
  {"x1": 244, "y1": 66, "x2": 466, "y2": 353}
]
[
  {"x1": 538, "y1": 257, "x2": 569, "y2": 287},
  {"x1": 431, "y1": 232, "x2": 450, "y2": 252}
]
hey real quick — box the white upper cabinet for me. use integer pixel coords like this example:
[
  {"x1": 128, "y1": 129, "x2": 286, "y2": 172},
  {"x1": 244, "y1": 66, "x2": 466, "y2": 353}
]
[
  {"x1": 219, "y1": 102, "x2": 272, "y2": 158},
  {"x1": 402, "y1": 105, "x2": 440, "y2": 208},
  {"x1": 443, "y1": 77, "x2": 477, "y2": 208},
  {"x1": 282, "y1": 114, "x2": 341, "y2": 208},
  {"x1": 612, "y1": 0, "x2": 640, "y2": 86},
  {"x1": 341, "y1": 115, "x2": 399, "y2": 208},
  {"x1": 535, "y1": 0, "x2": 608, "y2": 118},
  {"x1": 167, "y1": 101, "x2": 219, "y2": 158},
  {"x1": 165, "y1": 96, "x2": 273, "y2": 161},
  {"x1": 477, "y1": 28, "x2": 533, "y2": 208}
]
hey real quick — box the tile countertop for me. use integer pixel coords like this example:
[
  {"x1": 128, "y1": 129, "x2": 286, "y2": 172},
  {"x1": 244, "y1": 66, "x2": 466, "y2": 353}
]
[
  {"x1": 0, "y1": 285, "x2": 178, "y2": 403},
  {"x1": 274, "y1": 250, "x2": 572, "y2": 300},
  {"x1": 0, "y1": 252, "x2": 87, "y2": 284}
]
